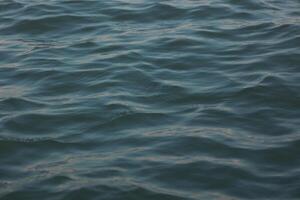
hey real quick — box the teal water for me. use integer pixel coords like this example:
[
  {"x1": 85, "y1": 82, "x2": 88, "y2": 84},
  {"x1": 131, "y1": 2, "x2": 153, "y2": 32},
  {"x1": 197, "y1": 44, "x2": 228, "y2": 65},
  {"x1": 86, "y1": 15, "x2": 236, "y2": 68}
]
[{"x1": 1, "y1": 0, "x2": 300, "y2": 199}]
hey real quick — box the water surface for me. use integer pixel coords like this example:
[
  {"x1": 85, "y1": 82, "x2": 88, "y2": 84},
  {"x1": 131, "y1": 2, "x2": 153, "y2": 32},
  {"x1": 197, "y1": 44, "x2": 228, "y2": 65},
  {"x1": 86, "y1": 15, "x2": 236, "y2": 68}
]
[{"x1": 0, "y1": 0, "x2": 300, "y2": 199}]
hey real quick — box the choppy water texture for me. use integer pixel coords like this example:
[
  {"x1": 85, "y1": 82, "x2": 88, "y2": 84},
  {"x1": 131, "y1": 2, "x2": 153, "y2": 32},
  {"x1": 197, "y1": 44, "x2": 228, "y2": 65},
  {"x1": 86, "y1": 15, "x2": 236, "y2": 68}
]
[{"x1": 1, "y1": 0, "x2": 300, "y2": 199}]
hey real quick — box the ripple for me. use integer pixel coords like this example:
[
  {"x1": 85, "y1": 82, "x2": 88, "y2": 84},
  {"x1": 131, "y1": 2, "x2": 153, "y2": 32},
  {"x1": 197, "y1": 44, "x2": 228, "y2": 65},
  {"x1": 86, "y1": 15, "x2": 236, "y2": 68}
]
[
  {"x1": 109, "y1": 3, "x2": 187, "y2": 22},
  {"x1": 0, "y1": 97, "x2": 46, "y2": 112}
]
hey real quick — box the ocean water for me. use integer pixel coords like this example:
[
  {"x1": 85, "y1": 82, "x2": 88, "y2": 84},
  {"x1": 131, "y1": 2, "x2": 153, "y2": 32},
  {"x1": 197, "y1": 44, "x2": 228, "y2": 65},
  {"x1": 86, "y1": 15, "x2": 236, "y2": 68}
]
[{"x1": 0, "y1": 0, "x2": 300, "y2": 199}]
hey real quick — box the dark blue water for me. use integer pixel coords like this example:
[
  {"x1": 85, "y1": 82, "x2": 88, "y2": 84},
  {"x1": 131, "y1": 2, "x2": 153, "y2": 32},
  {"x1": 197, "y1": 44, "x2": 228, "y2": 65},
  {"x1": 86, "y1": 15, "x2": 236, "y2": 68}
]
[{"x1": 1, "y1": 0, "x2": 300, "y2": 199}]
